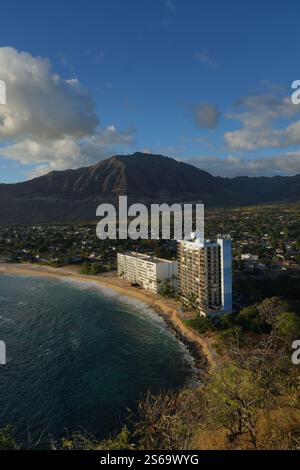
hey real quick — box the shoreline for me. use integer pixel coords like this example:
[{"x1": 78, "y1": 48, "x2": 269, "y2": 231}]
[{"x1": 0, "y1": 263, "x2": 219, "y2": 372}]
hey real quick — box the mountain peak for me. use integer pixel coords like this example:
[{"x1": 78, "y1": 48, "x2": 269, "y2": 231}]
[{"x1": 0, "y1": 152, "x2": 299, "y2": 224}]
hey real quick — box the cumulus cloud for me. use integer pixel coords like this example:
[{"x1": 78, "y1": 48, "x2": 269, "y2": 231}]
[
  {"x1": 0, "y1": 126, "x2": 135, "y2": 177},
  {"x1": 0, "y1": 47, "x2": 98, "y2": 139},
  {"x1": 0, "y1": 47, "x2": 134, "y2": 176},
  {"x1": 193, "y1": 104, "x2": 220, "y2": 129},
  {"x1": 187, "y1": 152, "x2": 300, "y2": 177},
  {"x1": 225, "y1": 92, "x2": 300, "y2": 150}
]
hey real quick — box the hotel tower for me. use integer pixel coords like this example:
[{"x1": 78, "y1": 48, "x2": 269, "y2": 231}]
[{"x1": 177, "y1": 233, "x2": 232, "y2": 315}]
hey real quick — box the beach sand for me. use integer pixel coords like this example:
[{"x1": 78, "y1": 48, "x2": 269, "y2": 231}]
[{"x1": 0, "y1": 263, "x2": 219, "y2": 371}]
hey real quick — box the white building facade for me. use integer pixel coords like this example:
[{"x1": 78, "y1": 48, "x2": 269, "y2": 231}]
[
  {"x1": 177, "y1": 234, "x2": 232, "y2": 315},
  {"x1": 117, "y1": 252, "x2": 178, "y2": 294}
]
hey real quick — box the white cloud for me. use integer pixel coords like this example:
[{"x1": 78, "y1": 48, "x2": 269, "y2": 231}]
[
  {"x1": 0, "y1": 47, "x2": 134, "y2": 176},
  {"x1": 1, "y1": 138, "x2": 83, "y2": 166},
  {"x1": 0, "y1": 126, "x2": 135, "y2": 177},
  {"x1": 225, "y1": 92, "x2": 300, "y2": 150},
  {"x1": 187, "y1": 152, "x2": 300, "y2": 177},
  {"x1": 0, "y1": 47, "x2": 98, "y2": 140}
]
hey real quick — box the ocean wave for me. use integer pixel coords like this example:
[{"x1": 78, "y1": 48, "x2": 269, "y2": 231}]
[
  {"x1": 59, "y1": 277, "x2": 197, "y2": 375},
  {"x1": 0, "y1": 314, "x2": 14, "y2": 324}
]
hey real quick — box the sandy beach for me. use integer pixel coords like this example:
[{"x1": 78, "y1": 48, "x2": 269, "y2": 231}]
[{"x1": 0, "y1": 263, "x2": 219, "y2": 371}]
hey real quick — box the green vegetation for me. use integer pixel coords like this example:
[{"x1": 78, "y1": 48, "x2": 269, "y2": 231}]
[
  {"x1": 0, "y1": 426, "x2": 18, "y2": 450},
  {"x1": 121, "y1": 360, "x2": 279, "y2": 450},
  {"x1": 2, "y1": 296, "x2": 300, "y2": 450},
  {"x1": 159, "y1": 276, "x2": 177, "y2": 298},
  {"x1": 186, "y1": 315, "x2": 215, "y2": 334},
  {"x1": 188, "y1": 297, "x2": 300, "y2": 341},
  {"x1": 79, "y1": 261, "x2": 105, "y2": 275},
  {"x1": 51, "y1": 426, "x2": 134, "y2": 450}
]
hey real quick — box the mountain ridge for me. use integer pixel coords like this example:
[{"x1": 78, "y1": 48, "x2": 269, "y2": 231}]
[{"x1": 0, "y1": 152, "x2": 299, "y2": 224}]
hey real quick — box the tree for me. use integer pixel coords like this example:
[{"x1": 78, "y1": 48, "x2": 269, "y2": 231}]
[
  {"x1": 132, "y1": 389, "x2": 205, "y2": 450},
  {"x1": 236, "y1": 305, "x2": 262, "y2": 332},
  {"x1": 0, "y1": 426, "x2": 18, "y2": 450},
  {"x1": 183, "y1": 293, "x2": 202, "y2": 317},
  {"x1": 274, "y1": 312, "x2": 300, "y2": 342},
  {"x1": 160, "y1": 279, "x2": 172, "y2": 298},
  {"x1": 205, "y1": 361, "x2": 271, "y2": 449},
  {"x1": 257, "y1": 297, "x2": 289, "y2": 327},
  {"x1": 80, "y1": 262, "x2": 104, "y2": 275}
]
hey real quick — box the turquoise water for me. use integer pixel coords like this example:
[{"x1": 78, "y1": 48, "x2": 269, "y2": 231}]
[{"x1": 0, "y1": 275, "x2": 193, "y2": 446}]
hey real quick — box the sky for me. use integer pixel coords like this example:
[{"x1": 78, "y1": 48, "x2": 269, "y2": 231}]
[{"x1": 1, "y1": 0, "x2": 300, "y2": 182}]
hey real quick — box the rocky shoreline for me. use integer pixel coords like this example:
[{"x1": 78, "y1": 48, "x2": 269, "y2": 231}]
[{"x1": 152, "y1": 305, "x2": 208, "y2": 382}]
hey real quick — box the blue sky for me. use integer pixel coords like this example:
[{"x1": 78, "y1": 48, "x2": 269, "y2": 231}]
[{"x1": 1, "y1": 0, "x2": 300, "y2": 182}]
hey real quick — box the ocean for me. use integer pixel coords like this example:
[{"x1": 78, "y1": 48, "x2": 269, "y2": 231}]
[{"x1": 0, "y1": 274, "x2": 194, "y2": 447}]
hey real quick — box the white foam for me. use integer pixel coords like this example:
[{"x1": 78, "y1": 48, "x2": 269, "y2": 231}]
[
  {"x1": 1, "y1": 272, "x2": 199, "y2": 380},
  {"x1": 59, "y1": 276, "x2": 198, "y2": 374}
]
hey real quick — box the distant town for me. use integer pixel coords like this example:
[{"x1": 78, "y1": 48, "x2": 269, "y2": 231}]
[{"x1": 1, "y1": 202, "x2": 299, "y2": 313}]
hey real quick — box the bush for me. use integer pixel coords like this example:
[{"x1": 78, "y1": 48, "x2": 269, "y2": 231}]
[
  {"x1": 0, "y1": 426, "x2": 18, "y2": 450},
  {"x1": 187, "y1": 316, "x2": 215, "y2": 334},
  {"x1": 274, "y1": 312, "x2": 300, "y2": 340},
  {"x1": 52, "y1": 426, "x2": 134, "y2": 450},
  {"x1": 80, "y1": 262, "x2": 104, "y2": 275},
  {"x1": 214, "y1": 313, "x2": 235, "y2": 331},
  {"x1": 257, "y1": 297, "x2": 290, "y2": 326},
  {"x1": 218, "y1": 326, "x2": 246, "y2": 347},
  {"x1": 236, "y1": 305, "x2": 262, "y2": 332}
]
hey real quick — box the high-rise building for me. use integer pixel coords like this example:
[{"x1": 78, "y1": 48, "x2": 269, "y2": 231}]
[
  {"x1": 117, "y1": 252, "x2": 178, "y2": 294},
  {"x1": 177, "y1": 234, "x2": 232, "y2": 315}
]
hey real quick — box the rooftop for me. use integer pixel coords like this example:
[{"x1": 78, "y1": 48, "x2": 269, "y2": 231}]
[{"x1": 118, "y1": 252, "x2": 175, "y2": 264}]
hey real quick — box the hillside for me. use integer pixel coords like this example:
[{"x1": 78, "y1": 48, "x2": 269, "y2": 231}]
[{"x1": 0, "y1": 152, "x2": 299, "y2": 224}]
